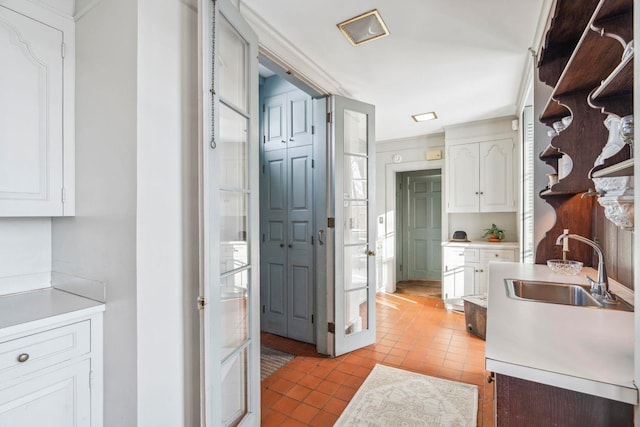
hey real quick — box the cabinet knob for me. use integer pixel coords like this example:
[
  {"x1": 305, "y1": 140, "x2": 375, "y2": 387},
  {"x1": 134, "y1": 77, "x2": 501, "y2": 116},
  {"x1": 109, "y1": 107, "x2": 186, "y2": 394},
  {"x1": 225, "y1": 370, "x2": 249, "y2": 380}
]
[
  {"x1": 17, "y1": 353, "x2": 29, "y2": 363},
  {"x1": 495, "y1": 254, "x2": 499, "y2": 257},
  {"x1": 480, "y1": 191, "x2": 484, "y2": 195},
  {"x1": 280, "y1": 243, "x2": 284, "y2": 248},
  {"x1": 281, "y1": 140, "x2": 287, "y2": 144},
  {"x1": 289, "y1": 138, "x2": 294, "y2": 142},
  {"x1": 475, "y1": 191, "x2": 479, "y2": 195},
  {"x1": 487, "y1": 374, "x2": 494, "y2": 383},
  {"x1": 367, "y1": 250, "x2": 376, "y2": 256},
  {"x1": 288, "y1": 244, "x2": 293, "y2": 248}
]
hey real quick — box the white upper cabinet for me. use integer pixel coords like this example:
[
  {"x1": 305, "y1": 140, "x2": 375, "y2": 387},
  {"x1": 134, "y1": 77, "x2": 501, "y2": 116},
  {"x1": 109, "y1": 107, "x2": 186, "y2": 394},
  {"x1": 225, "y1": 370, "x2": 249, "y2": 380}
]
[
  {"x1": 0, "y1": 2, "x2": 74, "y2": 216},
  {"x1": 446, "y1": 139, "x2": 515, "y2": 213}
]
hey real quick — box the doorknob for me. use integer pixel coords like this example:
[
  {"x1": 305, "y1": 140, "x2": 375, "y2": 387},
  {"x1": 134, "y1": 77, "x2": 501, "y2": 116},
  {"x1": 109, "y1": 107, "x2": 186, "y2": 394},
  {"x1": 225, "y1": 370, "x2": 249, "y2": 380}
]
[{"x1": 367, "y1": 250, "x2": 376, "y2": 256}]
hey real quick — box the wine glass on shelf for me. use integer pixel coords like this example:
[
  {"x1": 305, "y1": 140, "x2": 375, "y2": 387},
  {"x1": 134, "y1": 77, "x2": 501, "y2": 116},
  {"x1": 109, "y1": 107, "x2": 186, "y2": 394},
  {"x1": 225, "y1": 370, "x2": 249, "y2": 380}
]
[{"x1": 620, "y1": 115, "x2": 634, "y2": 158}]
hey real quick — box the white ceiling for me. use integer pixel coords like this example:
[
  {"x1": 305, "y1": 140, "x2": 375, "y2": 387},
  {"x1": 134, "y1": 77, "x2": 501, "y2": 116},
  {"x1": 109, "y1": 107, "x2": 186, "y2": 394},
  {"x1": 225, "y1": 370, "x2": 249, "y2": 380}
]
[{"x1": 241, "y1": 0, "x2": 546, "y2": 142}]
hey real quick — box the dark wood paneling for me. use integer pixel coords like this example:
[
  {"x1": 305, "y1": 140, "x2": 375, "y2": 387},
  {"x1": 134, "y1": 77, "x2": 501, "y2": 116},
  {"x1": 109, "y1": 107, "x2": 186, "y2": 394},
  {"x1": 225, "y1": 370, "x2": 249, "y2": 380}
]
[{"x1": 496, "y1": 374, "x2": 633, "y2": 427}]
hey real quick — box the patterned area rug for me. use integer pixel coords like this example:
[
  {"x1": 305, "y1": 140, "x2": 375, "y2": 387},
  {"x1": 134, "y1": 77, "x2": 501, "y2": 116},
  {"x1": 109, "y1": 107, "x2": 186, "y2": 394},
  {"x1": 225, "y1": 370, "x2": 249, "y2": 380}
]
[
  {"x1": 335, "y1": 364, "x2": 478, "y2": 427},
  {"x1": 260, "y1": 346, "x2": 295, "y2": 381}
]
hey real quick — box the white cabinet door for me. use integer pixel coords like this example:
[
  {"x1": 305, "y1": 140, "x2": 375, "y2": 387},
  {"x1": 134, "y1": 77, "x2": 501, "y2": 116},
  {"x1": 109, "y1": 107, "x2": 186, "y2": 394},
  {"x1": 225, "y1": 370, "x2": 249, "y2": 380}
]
[
  {"x1": 446, "y1": 144, "x2": 479, "y2": 212},
  {"x1": 0, "y1": 5, "x2": 69, "y2": 216},
  {"x1": 479, "y1": 139, "x2": 515, "y2": 212},
  {"x1": 446, "y1": 139, "x2": 515, "y2": 213},
  {"x1": 0, "y1": 359, "x2": 91, "y2": 427}
]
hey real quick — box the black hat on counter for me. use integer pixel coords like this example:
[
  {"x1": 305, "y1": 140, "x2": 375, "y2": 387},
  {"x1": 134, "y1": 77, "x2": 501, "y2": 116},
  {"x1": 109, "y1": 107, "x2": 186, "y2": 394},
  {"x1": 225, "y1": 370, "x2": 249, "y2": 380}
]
[{"x1": 450, "y1": 231, "x2": 470, "y2": 242}]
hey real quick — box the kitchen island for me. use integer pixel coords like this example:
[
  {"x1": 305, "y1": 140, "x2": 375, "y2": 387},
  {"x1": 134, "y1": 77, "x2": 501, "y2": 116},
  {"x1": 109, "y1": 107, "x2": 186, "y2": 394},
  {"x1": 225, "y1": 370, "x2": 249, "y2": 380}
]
[{"x1": 486, "y1": 262, "x2": 636, "y2": 425}]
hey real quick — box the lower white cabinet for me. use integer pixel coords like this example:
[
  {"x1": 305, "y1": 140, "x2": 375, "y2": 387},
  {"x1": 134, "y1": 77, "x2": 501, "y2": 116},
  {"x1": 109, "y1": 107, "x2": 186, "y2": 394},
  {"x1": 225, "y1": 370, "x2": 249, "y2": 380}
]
[
  {"x1": 442, "y1": 243, "x2": 517, "y2": 300},
  {"x1": 0, "y1": 310, "x2": 103, "y2": 427}
]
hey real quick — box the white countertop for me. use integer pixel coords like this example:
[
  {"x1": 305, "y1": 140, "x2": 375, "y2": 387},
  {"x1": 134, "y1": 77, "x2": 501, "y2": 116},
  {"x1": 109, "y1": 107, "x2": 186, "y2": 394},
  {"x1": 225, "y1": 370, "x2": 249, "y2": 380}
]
[
  {"x1": 442, "y1": 240, "x2": 519, "y2": 249},
  {"x1": 0, "y1": 288, "x2": 105, "y2": 338},
  {"x1": 485, "y1": 262, "x2": 637, "y2": 405}
]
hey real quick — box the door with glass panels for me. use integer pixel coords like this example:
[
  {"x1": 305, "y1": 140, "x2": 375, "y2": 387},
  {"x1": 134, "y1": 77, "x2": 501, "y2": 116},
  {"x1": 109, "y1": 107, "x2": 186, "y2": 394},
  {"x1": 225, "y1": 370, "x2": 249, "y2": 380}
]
[
  {"x1": 200, "y1": 0, "x2": 259, "y2": 425},
  {"x1": 329, "y1": 96, "x2": 376, "y2": 356}
]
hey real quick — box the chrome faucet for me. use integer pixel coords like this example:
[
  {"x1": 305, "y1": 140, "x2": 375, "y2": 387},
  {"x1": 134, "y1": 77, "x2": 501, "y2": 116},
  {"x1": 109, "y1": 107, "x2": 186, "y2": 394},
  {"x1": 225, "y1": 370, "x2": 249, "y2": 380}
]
[{"x1": 555, "y1": 232, "x2": 617, "y2": 304}]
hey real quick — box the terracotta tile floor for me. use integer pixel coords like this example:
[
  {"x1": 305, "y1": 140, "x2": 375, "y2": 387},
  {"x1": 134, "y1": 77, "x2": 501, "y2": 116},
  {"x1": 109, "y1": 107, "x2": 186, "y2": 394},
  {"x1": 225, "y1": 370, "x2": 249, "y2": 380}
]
[{"x1": 261, "y1": 292, "x2": 493, "y2": 426}]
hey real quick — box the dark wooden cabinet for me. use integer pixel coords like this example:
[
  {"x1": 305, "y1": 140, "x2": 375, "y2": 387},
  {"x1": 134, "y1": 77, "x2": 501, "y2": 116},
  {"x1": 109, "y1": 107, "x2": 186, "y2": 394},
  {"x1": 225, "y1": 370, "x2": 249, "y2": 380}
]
[
  {"x1": 494, "y1": 374, "x2": 633, "y2": 427},
  {"x1": 535, "y1": 0, "x2": 634, "y2": 271}
]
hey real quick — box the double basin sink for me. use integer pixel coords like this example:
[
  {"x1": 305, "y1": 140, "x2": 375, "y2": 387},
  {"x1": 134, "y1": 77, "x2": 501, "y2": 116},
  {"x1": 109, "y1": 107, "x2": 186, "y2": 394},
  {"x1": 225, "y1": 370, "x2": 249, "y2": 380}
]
[{"x1": 505, "y1": 279, "x2": 634, "y2": 312}]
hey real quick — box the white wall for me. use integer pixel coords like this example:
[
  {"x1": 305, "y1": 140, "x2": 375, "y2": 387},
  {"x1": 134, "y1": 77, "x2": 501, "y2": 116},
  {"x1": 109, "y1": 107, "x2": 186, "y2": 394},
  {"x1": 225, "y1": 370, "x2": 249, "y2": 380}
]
[
  {"x1": 51, "y1": 0, "x2": 139, "y2": 425},
  {"x1": 376, "y1": 134, "x2": 446, "y2": 292},
  {"x1": 136, "y1": 0, "x2": 199, "y2": 426},
  {"x1": 0, "y1": 218, "x2": 51, "y2": 293}
]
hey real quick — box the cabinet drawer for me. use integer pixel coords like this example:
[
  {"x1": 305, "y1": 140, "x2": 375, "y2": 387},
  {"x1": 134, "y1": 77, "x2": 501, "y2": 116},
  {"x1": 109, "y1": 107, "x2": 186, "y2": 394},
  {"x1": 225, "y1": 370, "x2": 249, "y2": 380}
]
[
  {"x1": 0, "y1": 320, "x2": 91, "y2": 380},
  {"x1": 481, "y1": 249, "x2": 516, "y2": 262},
  {"x1": 464, "y1": 248, "x2": 480, "y2": 262},
  {"x1": 443, "y1": 247, "x2": 466, "y2": 268}
]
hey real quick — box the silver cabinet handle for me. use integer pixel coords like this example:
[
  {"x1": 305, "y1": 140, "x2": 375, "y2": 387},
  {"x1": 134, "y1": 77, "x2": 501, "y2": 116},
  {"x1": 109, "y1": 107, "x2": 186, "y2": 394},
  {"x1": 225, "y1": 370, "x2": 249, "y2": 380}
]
[
  {"x1": 317, "y1": 230, "x2": 325, "y2": 245},
  {"x1": 17, "y1": 353, "x2": 29, "y2": 363}
]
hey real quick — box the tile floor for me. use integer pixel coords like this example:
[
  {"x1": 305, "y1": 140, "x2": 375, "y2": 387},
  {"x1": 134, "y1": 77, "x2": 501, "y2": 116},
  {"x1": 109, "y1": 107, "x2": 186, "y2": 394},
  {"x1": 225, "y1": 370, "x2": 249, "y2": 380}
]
[{"x1": 261, "y1": 292, "x2": 493, "y2": 426}]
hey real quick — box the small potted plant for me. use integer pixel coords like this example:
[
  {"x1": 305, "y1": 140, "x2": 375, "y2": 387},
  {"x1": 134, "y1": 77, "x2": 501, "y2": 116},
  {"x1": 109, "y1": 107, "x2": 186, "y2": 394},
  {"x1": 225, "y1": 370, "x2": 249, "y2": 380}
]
[{"x1": 483, "y1": 224, "x2": 505, "y2": 243}]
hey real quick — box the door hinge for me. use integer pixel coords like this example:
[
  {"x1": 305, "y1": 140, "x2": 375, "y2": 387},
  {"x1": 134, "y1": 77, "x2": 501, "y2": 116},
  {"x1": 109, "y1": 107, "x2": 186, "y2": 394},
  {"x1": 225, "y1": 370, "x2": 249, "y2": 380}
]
[
  {"x1": 262, "y1": 164, "x2": 265, "y2": 174},
  {"x1": 262, "y1": 305, "x2": 265, "y2": 314},
  {"x1": 311, "y1": 314, "x2": 314, "y2": 324},
  {"x1": 328, "y1": 322, "x2": 335, "y2": 333},
  {"x1": 89, "y1": 370, "x2": 94, "y2": 389},
  {"x1": 61, "y1": 42, "x2": 65, "y2": 58},
  {"x1": 312, "y1": 125, "x2": 315, "y2": 135},
  {"x1": 311, "y1": 236, "x2": 314, "y2": 245},
  {"x1": 262, "y1": 104, "x2": 265, "y2": 112},
  {"x1": 327, "y1": 217, "x2": 335, "y2": 228},
  {"x1": 61, "y1": 187, "x2": 66, "y2": 203},
  {"x1": 311, "y1": 159, "x2": 315, "y2": 168},
  {"x1": 326, "y1": 112, "x2": 332, "y2": 123},
  {"x1": 399, "y1": 182, "x2": 402, "y2": 190},
  {"x1": 197, "y1": 296, "x2": 205, "y2": 310},
  {"x1": 262, "y1": 233, "x2": 265, "y2": 243},
  {"x1": 263, "y1": 135, "x2": 266, "y2": 144}
]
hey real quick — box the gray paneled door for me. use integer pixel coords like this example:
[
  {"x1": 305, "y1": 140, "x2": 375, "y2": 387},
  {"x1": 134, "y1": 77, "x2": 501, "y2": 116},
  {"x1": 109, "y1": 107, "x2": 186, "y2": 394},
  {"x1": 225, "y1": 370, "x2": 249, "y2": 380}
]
[
  {"x1": 261, "y1": 144, "x2": 314, "y2": 344},
  {"x1": 402, "y1": 172, "x2": 442, "y2": 280}
]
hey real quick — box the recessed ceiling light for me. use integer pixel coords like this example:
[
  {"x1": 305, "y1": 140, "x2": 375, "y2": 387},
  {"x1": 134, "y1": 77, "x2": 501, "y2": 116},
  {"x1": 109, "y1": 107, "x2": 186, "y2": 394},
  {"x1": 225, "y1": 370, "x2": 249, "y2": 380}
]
[
  {"x1": 412, "y1": 112, "x2": 438, "y2": 122},
  {"x1": 338, "y1": 10, "x2": 389, "y2": 46}
]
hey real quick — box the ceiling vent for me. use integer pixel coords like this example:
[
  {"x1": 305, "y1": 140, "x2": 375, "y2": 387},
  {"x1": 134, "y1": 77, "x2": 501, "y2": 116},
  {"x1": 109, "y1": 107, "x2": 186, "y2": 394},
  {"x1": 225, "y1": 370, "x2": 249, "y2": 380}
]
[{"x1": 338, "y1": 10, "x2": 389, "y2": 46}]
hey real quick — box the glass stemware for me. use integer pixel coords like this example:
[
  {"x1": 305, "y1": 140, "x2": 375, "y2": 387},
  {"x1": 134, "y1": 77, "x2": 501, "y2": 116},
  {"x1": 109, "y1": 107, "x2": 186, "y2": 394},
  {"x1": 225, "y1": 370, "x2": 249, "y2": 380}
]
[{"x1": 620, "y1": 115, "x2": 634, "y2": 158}]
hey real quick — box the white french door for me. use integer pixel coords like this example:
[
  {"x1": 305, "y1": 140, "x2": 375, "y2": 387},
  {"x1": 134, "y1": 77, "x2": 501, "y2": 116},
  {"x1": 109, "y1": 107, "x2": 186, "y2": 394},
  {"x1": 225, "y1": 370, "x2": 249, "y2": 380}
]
[
  {"x1": 329, "y1": 96, "x2": 377, "y2": 357},
  {"x1": 199, "y1": 0, "x2": 260, "y2": 425}
]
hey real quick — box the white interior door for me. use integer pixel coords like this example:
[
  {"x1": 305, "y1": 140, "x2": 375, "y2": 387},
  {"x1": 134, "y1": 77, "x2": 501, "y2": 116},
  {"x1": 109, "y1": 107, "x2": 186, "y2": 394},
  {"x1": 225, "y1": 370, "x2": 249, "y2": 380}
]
[
  {"x1": 329, "y1": 95, "x2": 376, "y2": 357},
  {"x1": 199, "y1": 0, "x2": 259, "y2": 425}
]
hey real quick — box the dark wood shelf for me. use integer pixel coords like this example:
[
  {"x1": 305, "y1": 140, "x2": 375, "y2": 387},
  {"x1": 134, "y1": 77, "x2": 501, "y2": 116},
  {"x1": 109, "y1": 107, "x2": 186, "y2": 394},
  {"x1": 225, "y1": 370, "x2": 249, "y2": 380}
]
[
  {"x1": 539, "y1": 144, "x2": 562, "y2": 159},
  {"x1": 589, "y1": 52, "x2": 633, "y2": 116},
  {"x1": 540, "y1": 0, "x2": 632, "y2": 122},
  {"x1": 540, "y1": 188, "x2": 583, "y2": 198},
  {"x1": 537, "y1": 0, "x2": 600, "y2": 86},
  {"x1": 591, "y1": 158, "x2": 634, "y2": 177}
]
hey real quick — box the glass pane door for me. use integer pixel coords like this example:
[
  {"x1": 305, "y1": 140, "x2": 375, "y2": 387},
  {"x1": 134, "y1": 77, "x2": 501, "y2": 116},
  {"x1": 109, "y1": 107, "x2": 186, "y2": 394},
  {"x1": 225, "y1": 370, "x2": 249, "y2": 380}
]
[
  {"x1": 331, "y1": 96, "x2": 376, "y2": 356},
  {"x1": 201, "y1": 0, "x2": 259, "y2": 425}
]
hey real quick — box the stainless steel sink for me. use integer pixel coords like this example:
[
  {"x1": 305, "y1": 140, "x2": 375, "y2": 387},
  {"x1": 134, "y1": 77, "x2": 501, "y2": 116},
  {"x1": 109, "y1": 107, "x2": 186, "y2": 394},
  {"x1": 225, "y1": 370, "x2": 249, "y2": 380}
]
[{"x1": 505, "y1": 279, "x2": 634, "y2": 312}]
